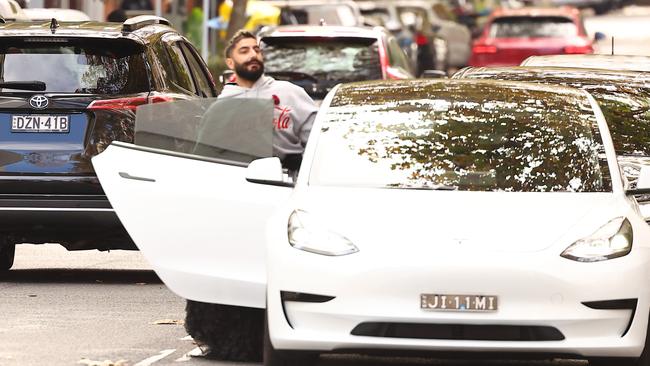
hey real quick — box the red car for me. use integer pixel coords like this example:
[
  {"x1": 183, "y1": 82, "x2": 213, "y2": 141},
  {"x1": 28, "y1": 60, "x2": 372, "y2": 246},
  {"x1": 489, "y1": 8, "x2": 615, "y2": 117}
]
[{"x1": 469, "y1": 7, "x2": 594, "y2": 67}]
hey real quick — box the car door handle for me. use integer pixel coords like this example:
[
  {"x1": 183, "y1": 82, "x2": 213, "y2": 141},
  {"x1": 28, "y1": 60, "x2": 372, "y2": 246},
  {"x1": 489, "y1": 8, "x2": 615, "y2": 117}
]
[{"x1": 118, "y1": 172, "x2": 156, "y2": 183}]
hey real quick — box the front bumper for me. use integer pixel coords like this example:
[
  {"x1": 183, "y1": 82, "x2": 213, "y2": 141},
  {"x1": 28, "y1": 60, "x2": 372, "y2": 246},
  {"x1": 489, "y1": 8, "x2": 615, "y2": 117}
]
[
  {"x1": 0, "y1": 194, "x2": 135, "y2": 250},
  {"x1": 267, "y1": 244, "x2": 650, "y2": 359}
]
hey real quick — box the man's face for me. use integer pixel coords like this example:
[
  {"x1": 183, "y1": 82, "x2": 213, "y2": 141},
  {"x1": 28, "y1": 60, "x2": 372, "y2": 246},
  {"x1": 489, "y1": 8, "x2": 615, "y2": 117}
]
[{"x1": 226, "y1": 37, "x2": 264, "y2": 83}]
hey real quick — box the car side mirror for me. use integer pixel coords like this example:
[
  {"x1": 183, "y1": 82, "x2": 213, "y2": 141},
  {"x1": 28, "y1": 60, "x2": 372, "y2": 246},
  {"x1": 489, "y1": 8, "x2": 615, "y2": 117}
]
[
  {"x1": 246, "y1": 157, "x2": 294, "y2": 187},
  {"x1": 627, "y1": 165, "x2": 650, "y2": 195},
  {"x1": 422, "y1": 70, "x2": 447, "y2": 78},
  {"x1": 219, "y1": 70, "x2": 235, "y2": 85},
  {"x1": 594, "y1": 31, "x2": 606, "y2": 42}
]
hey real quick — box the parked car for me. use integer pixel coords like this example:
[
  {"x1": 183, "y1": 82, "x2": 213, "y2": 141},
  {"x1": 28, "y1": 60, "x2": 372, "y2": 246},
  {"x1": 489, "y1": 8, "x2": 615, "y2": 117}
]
[
  {"x1": 94, "y1": 78, "x2": 650, "y2": 365},
  {"x1": 453, "y1": 66, "x2": 650, "y2": 191},
  {"x1": 521, "y1": 54, "x2": 650, "y2": 72},
  {"x1": 0, "y1": 0, "x2": 27, "y2": 21},
  {"x1": 469, "y1": 7, "x2": 594, "y2": 67},
  {"x1": 263, "y1": 0, "x2": 363, "y2": 27},
  {"x1": 23, "y1": 8, "x2": 91, "y2": 22},
  {"x1": 0, "y1": 16, "x2": 217, "y2": 270},
  {"x1": 243, "y1": 25, "x2": 413, "y2": 101},
  {"x1": 393, "y1": 0, "x2": 472, "y2": 71}
]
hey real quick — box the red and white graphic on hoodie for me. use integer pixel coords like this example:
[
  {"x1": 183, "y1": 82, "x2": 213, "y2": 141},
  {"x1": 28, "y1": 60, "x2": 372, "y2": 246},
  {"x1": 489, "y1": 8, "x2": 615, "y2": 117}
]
[{"x1": 272, "y1": 94, "x2": 291, "y2": 130}]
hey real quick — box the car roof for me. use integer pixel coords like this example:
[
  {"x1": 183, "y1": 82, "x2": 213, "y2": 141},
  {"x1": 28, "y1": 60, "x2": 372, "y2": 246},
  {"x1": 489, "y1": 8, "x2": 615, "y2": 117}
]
[
  {"x1": 491, "y1": 6, "x2": 580, "y2": 18},
  {"x1": 258, "y1": 25, "x2": 386, "y2": 39},
  {"x1": 455, "y1": 66, "x2": 650, "y2": 85},
  {"x1": 0, "y1": 16, "x2": 175, "y2": 42},
  {"x1": 522, "y1": 54, "x2": 650, "y2": 72}
]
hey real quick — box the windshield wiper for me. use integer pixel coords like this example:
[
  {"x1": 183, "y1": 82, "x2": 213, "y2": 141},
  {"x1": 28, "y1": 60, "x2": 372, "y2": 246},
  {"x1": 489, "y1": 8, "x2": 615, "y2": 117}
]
[{"x1": 0, "y1": 81, "x2": 46, "y2": 91}]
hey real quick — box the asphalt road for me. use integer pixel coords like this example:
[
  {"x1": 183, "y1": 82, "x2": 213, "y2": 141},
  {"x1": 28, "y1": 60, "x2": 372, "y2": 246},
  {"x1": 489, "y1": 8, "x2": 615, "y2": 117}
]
[
  {"x1": 0, "y1": 245, "x2": 590, "y2": 366},
  {"x1": 2, "y1": 6, "x2": 650, "y2": 366}
]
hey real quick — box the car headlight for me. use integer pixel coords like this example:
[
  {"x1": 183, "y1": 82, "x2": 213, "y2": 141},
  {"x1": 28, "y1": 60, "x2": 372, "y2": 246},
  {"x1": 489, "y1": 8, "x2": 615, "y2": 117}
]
[
  {"x1": 561, "y1": 217, "x2": 633, "y2": 262},
  {"x1": 287, "y1": 210, "x2": 358, "y2": 256}
]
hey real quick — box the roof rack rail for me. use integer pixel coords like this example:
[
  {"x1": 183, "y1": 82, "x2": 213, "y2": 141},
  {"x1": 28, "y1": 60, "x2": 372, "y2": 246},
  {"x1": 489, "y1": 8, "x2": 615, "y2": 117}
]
[{"x1": 122, "y1": 15, "x2": 172, "y2": 33}]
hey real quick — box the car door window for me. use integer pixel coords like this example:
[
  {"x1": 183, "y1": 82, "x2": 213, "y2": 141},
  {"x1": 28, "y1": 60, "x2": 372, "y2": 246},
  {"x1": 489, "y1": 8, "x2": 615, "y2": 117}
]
[
  {"x1": 180, "y1": 42, "x2": 216, "y2": 97},
  {"x1": 387, "y1": 37, "x2": 412, "y2": 74},
  {"x1": 167, "y1": 42, "x2": 196, "y2": 93},
  {"x1": 134, "y1": 98, "x2": 274, "y2": 165}
]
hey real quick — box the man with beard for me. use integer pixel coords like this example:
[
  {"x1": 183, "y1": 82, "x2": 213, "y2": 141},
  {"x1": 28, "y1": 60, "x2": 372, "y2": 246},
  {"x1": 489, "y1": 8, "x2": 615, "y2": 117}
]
[{"x1": 218, "y1": 30, "x2": 318, "y2": 171}]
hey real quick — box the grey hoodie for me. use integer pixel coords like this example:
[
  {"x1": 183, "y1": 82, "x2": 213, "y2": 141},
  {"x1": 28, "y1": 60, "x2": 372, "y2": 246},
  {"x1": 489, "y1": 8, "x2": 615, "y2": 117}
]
[{"x1": 218, "y1": 75, "x2": 318, "y2": 159}]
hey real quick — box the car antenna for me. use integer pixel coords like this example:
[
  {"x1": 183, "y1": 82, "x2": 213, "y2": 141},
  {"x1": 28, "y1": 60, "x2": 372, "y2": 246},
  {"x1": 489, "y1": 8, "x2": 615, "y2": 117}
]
[
  {"x1": 50, "y1": 18, "x2": 60, "y2": 33},
  {"x1": 611, "y1": 37, "x2": 615, "y2": 55}
]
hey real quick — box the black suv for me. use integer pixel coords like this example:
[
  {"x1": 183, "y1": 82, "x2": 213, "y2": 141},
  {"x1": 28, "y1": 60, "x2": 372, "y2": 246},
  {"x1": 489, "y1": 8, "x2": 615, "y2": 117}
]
[{"x1": 0, "y1": 16, "x2": 217, "y2": 270}]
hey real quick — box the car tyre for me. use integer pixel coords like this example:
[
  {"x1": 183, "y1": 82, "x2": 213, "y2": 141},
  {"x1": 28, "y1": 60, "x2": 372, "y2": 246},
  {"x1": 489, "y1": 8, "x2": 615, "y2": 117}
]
[
  {"x1": 264, "y1": 314, "x2": 319, "y2": 366},
  {"x1": 184, "y1": 300, "x2": 264, "y2": 362},
  {"x1": 0, "y1": 243, "x2": 15, "y2": 271}
]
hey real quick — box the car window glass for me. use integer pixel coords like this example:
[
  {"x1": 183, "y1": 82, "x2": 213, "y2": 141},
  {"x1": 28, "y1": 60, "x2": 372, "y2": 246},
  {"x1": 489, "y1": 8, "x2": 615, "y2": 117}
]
[
  {"x1": 387, "y1": 37, "x2": 412, "y2": 72},
  {"x1": 135, "y1": 98, "x2": 274, "y2": 164},
  {"x1": 458, "y1": 70, "x2": 650, "y2": 157},
  {"x1": 311, "y1": 81, "x2": 612, "y2": 192},
  {"x1": 262, "y1": 37, "x2": 382, "y2": 82},
  {"x1": 180, "y1": 43, "x2": 214, "y2": 97},
  {"x1": 0, "y1": 40, "x2": 149, "y2": 94},
  {"x1": 167, "y1": 42, "x2": 195, "y2": 92},
  {"x1": 489, "y1": 16, "x2": 577, "y2": 38}
]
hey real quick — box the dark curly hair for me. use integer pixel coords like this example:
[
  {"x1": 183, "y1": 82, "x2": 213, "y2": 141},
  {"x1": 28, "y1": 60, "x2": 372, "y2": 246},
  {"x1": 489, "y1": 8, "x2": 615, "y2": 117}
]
[{"x1": 224, "y1": 30, "x2": 258, "y2": 59}]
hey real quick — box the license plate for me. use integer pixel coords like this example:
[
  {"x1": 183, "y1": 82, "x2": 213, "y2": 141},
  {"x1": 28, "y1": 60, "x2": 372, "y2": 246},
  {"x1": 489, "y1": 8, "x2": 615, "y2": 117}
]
[
  {"x1": 421, "y1": 294, "x2": 498, "y2": 312},
  {"x1": 11, "y1": 115, "x2": 70, "y2": 133}
]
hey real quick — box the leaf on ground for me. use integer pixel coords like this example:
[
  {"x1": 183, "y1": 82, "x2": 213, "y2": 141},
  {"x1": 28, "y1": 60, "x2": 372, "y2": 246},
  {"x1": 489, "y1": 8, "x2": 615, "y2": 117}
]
[
  {"x1": 77, "y1": 358, "x2": 129, "y2": 366},
  {"x1": 151, "y1": 319, "x2": 184, "y2": 325}
]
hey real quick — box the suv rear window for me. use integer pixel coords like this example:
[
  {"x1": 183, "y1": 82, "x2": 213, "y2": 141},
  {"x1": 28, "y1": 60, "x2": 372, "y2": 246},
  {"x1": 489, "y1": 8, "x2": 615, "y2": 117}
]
[
  {"x1": 489, "y1": 16, "x2": 577, "y2": 38},
  {"x1": 261, "y1": 37, "x2": 382, "y2": 83},
  {"x1": 0, "y1": 38, "x2": 150, "y2": 94}
]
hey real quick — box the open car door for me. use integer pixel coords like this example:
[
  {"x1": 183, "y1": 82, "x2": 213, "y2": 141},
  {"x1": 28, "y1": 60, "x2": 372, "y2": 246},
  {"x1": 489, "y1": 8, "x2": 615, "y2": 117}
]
[{"x1": 92, "y1": 98, "x2": 291, "y2": 309}]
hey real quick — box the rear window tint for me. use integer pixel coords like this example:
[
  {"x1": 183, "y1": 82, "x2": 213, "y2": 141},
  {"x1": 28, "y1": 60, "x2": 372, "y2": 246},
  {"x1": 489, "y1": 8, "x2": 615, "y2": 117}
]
[
  {"x1": 0, "y1": 38, "x2": 150, "y2": 94},
  {"x1": 489, "y1": 16, "x2": 577, "y2": 38}
]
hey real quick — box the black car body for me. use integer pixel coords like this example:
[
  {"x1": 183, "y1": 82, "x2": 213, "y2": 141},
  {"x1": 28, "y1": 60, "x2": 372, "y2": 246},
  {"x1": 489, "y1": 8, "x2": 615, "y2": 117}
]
[{"x1": 0, "y1": 16, "x2": 217, "y2": 270}]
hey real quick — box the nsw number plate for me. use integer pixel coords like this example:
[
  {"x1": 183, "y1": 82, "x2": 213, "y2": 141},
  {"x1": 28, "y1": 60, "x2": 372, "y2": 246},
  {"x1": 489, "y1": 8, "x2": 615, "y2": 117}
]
[
  {"x1": 421, "y1": 294, "x2": 498, "y2": 312},
  {"x1": 11, "y1": 115, "x2": 69, "y2": 133}
]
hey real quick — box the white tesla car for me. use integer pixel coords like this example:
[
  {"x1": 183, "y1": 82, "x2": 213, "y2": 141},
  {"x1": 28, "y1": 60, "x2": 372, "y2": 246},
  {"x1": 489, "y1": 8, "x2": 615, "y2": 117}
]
[{"x1": 93, "y1": 79, "x2": 650, "y2": 366}]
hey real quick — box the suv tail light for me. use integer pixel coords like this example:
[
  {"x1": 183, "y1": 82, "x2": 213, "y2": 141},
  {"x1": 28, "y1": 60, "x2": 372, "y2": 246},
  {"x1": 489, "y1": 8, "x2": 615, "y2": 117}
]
[
  {"x1": 87, "y1": 95, "x2": 174, "y2": 111},
  {"x1": 472, "y1": 45, "x2": 497, "y2": 54},
  {"x1": 564, "y1": 45, "x2": 593, "y2": 54}
]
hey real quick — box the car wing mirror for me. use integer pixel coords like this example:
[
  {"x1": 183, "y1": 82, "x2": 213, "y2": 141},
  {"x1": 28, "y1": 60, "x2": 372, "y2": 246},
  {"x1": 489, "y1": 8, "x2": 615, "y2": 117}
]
[
  {"x1": 594, "y1": 31, "x2": 606, "y2": 42},
  {"x1": 422, "y1": 70, "x2": 447, "y2": 78},
  {"x1": 219, "y1": 70, "x2": 235, "y2": 85},
  {"x1": 627, "y1": 165, "x2": 650, "y2": 195},
  {"x1": 246, "y1": 157, "x2": 294, "y2": 187}
]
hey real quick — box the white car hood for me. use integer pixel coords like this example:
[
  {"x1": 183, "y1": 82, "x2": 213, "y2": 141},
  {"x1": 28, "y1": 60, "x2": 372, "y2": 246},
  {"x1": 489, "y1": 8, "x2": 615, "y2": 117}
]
[{"x1": 293, "y1": 187, "x2": 627, "y2": 254}]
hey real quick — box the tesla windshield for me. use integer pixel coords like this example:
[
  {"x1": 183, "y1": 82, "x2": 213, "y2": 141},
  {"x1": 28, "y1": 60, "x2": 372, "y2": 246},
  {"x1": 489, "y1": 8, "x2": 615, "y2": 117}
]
[{"x1": 310, "y1": 80, "x2": 612, "y2": 192}]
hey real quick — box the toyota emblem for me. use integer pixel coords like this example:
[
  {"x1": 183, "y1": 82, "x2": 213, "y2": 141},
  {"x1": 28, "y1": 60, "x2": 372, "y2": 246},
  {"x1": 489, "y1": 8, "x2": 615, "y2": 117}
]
[{"x1": 29, "y1": 95, "x2": 49, "y2": 110}]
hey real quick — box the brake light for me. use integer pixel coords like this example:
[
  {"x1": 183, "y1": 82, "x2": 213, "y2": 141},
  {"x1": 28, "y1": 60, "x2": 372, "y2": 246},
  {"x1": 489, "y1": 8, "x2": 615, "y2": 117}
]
[
  {"x1": 472, "y1": 45, "x2": 497, "y2": 54},
  {"x1": 415, "y1": 33, "x2": 429, "y2": 46},
  {"x1": 564, "y1": 45, "x2": 593, "y2": 54},
  {"x1": 87, "y1": 95, "x2": 174, "y2": 111}
]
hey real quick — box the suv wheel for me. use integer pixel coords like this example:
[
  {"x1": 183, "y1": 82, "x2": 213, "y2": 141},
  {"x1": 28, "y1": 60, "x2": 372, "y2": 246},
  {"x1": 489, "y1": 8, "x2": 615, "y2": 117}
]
[
  {"x1": 263, "y1": 314, "x2": 318, "y2": 366},
  {"x1": 184, "y1": 300, "x2": 264, "y2": 362},
  {"x1": 0, "y1": 243, "x2": 15, "y2": 271}
]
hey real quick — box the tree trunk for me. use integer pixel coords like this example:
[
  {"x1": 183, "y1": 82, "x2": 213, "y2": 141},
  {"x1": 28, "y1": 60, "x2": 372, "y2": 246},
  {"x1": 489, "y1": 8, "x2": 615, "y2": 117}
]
[{"x1": 226, "y1": 0, "x2": 249, "y2": 40}]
